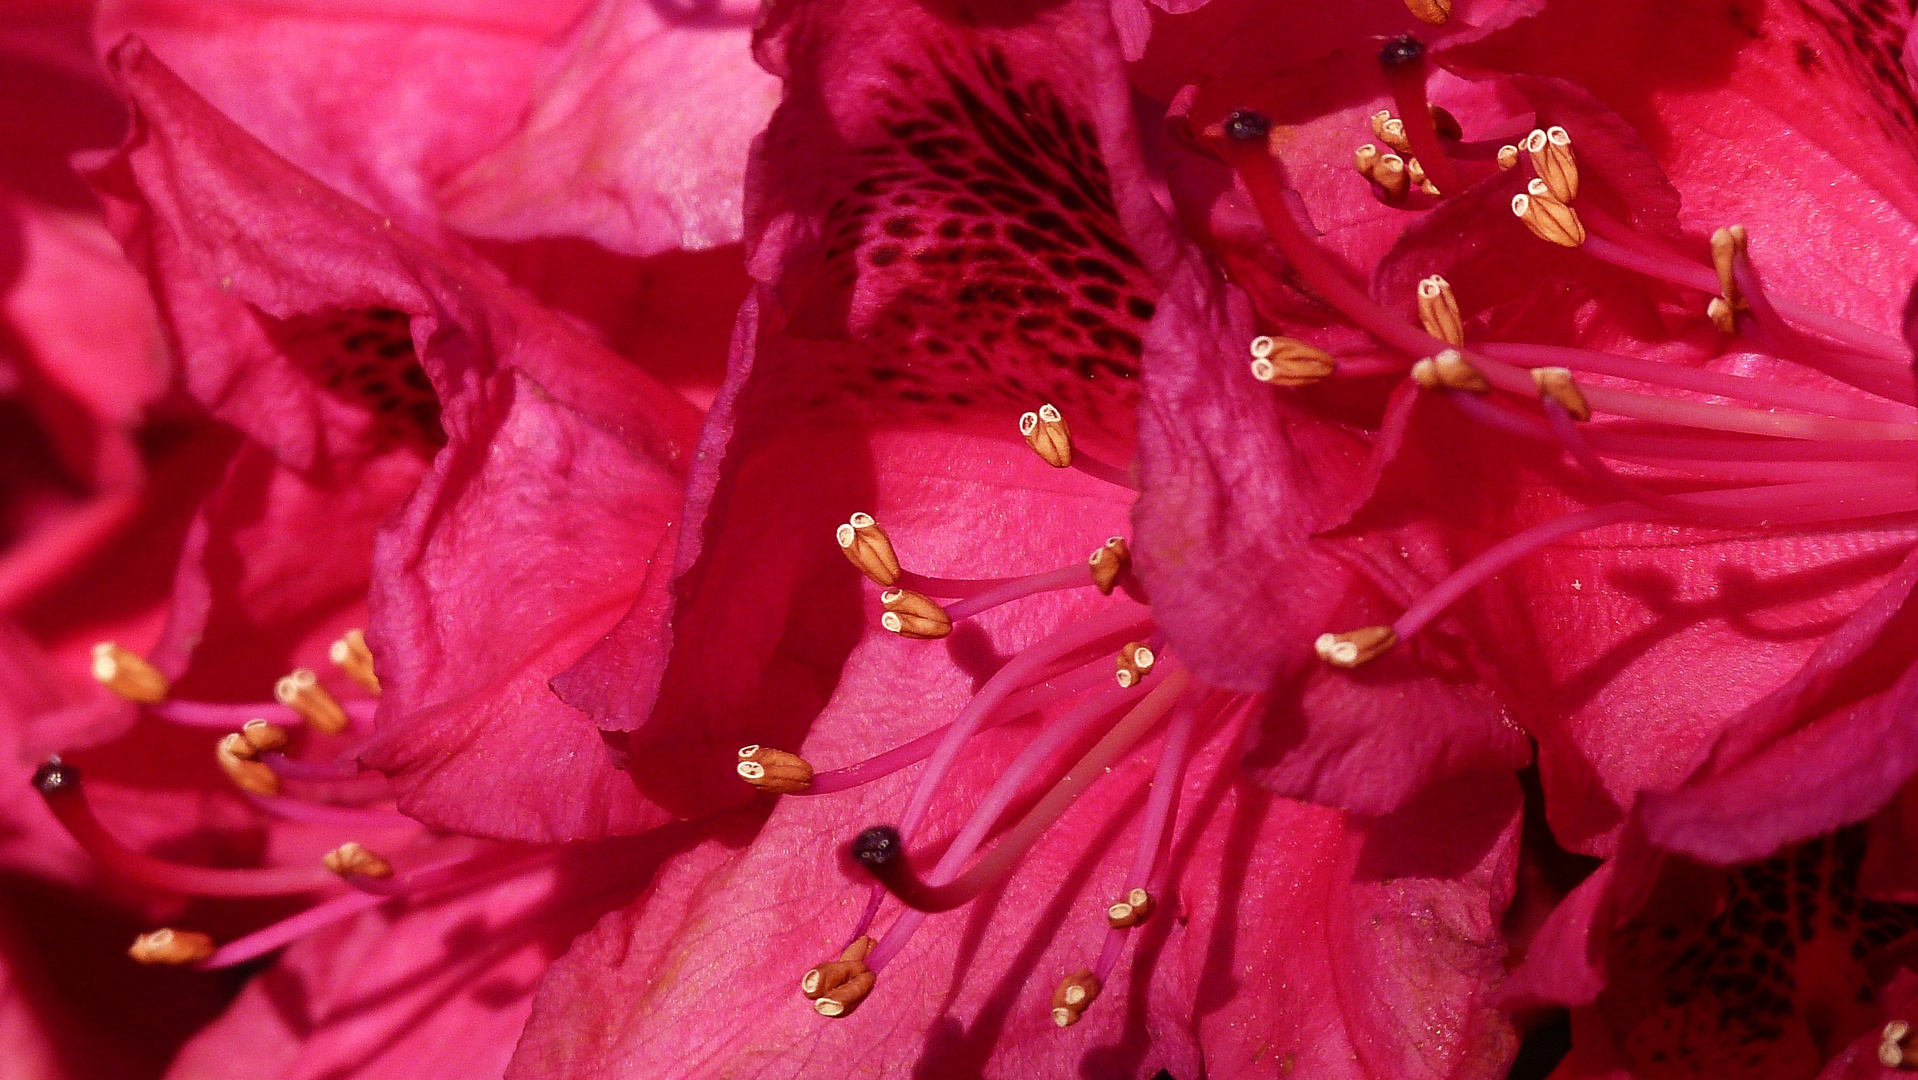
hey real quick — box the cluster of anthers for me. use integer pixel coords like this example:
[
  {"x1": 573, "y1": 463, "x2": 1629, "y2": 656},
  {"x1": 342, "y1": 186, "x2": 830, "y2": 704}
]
[
  {"x1": 39, "y1": 631, "x2": 555, "y2": 971},
  {"x1": 736, "y1": 403, "x2": 1249, "y2": 1028},
  {"x1": 1220, "y1": 31, "x2": 1917, "y2": 679}
]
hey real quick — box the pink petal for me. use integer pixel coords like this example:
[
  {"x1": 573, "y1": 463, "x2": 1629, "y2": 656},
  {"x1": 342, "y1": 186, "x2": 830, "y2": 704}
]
[
  {"x1": 98, "y1": 0, "x2": 593, "y2": 237},
  {"x1": 360, "y1": 370, "x2": 682, "y2": 842},
  {"x1": 439, "y1": 0, "x2": 778, "y2": 255}
]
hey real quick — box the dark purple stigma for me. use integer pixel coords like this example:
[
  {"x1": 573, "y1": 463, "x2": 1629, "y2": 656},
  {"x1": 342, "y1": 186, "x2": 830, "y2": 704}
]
[
  {"x1": 852, "y1": 825, "x2": 903, "y2": 869},
  {"x1": 1379, "y1": 34, "x2": 1425, "y2": 68},
  {"x1": 1223, "y1": 109, "x2": 1272, "y2": 143},
  {"x1": 32, "y1": 759, "x2": 78, "y2": 797}
]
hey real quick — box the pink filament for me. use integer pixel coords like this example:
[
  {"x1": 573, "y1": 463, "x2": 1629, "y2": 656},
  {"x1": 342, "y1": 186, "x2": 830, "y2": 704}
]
[
  {"x1": 1070, "y1": 450, "x2": 1138, "y2": 491},
  {"x1": 868, "y1": 680, "x2": 1147, "y2": 971},
  {"x1": 199, "y1": 890, "x2": 388, "y2": 968},
  {"x1": 803, "y1": 637, "x2": 1138, "y2": 796},
  {"x1": 149, "y1": 698, "x2": 377, "y2": 729},
  {"x1": 44, "y1": 785, "x2": 337, "y2": 897},
  {"x1": 1092, "y1": 690, "x2": 1207, "y2": 983},
  {"x1": 1380, "y1": 46, "x2": 1463, "y2": 196},
  {"x1": 1475, "y1": 342, "x2": 1912, "y2": 423},
  {"x1": 896, "y1": 606, "x2": 1153, "y2": 840},
  {"x1": 1394, "y1": 503, "x2": 1645, "y2": 640},
  {"x1": 944, "y1": 564, "x2": 1091, "y2": 620},
  {"x1": 243, "y1": 792, "x2": 413, "y2": 828},
  {"x1": 867, "y1": 668, "x2": 1190, "y2": 915}
]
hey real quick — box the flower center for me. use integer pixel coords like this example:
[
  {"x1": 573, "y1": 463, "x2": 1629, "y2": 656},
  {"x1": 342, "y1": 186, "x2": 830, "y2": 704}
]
[{"x1": 1209, "y1": 72, "x2": 1917, "y2": 671}]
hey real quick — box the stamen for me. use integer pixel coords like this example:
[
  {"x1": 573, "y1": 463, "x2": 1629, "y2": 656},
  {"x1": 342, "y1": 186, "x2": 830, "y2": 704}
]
[
  {"x1": 90, "y1": 642, "x2": 167, "y2": 704},
  {"x1": 1530, "y1": 366, "x2": 1591, "y2": 420},
  {"x1": 1710, "y1": 224, "x2": 1748, "y2": 316},
  {"x1": 1416, "y1": 276, "x2": 1464, "y2": 346},
  {"x1": 1313, "y1": 626, "x2": 1397, "y2": 668},
  {"x1": 1404, "y1": 0, "x2": 1450, "y2": 25},
  {"x1": 1523, "y1": 126, "x2": 1578, "y2": 203},
  {"x1": 34, "y1": 760, "x2": 335, "y2": 897},
  {"x1": 1377, "y1": 35, "x2": 1462, "y2": 195},
  {"x1": 879, "y1": 588, "x2": 953, "y2": 639},
  {"x1": 275, "y1": 669, "x2": 349, "y2": 735},
  {"x1": 128, "y1": 928, "x2": 215, "y2": 965},
  {"x1": 1249, "y1": 335, "x2": 1337, "y2": 386},
  {"x1": 1087, "y1": 536, "x2": 1131, "y2": 596},
  {"x1": 244, "y1": 793, "x2": 412, "y2": 828},
  {"x1": 803, "y1": 936, "x2": 877, "y2": 1017},
  {"x1": 1882, "y1": 1020, "x2": 1915, "y2": 1069},
  {"x1": 1052, "y1": 970, "x2": 1101, "y2": 1027},
  {"x1": 216, "y1": 732, "x2": 281, "y2": 796},
  {"x1": 1512, "y1": 183, "x2": 1586, "y2": 247},
  {"x1": 1496, "y1": 144, "x2": 1519, "y2": 170},
  {"x1": 736, "y1": 745, "x2": 815, "y2": 794},
  {"x1": 837, "y1": 512, "x2": 902, "y2": 587},
  {"x1": 1106, "y1": 886, "x2": 1154, "y2": 929},
  {"x1": 1019, "y1": 403, "x2": 1073, "y2": 468},
  {"x1": 1114, "y1": 641, "x2": 1155, "y2": 687},
  {"x1": 322, "y1": 842, "x2": 394, "y2": 879},
  {"x1": 328, "y1": 629, "x2": 380, "y2": 693},
  {"x1": 856, "y1": 668, "x2": 1191, "y2": 914}
]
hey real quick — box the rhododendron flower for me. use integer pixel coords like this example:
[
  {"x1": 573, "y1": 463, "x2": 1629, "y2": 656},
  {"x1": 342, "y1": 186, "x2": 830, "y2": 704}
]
[{"x1": 517, "y1": 0, "x2": 1522, "y2": 1076}]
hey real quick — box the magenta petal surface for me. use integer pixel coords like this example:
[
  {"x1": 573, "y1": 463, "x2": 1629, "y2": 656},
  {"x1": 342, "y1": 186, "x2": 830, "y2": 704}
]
[
  {"x1": 439, "y1": 0, "x2": 778, "y2": 255},
  {"x1": 361, "y1": 370, "x2": 681, "y2": 841}
]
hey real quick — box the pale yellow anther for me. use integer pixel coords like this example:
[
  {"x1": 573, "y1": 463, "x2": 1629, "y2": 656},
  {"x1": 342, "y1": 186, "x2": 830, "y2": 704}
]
[
  {"x1": 1496, "y1": 144, "x2": 1519, "y2": 171},
  {"x1": 1532, "y1": 366, "x2": 1592, "y2": 421},
  {"x1": 129, "y1": 928, "x2": 216, "y2": 965},
  {"x1": 91, "y1": 642, "x2": 167, "y2": 704},
  {"x1": 1372, "y1": 154, "x2": 1409, "y2": 198},
  {"x1": 240, "y1": 719, "x2": 289, "y2": 754},
  {"x1": 880, "y1": 588, "x2": 952, "y2": 640},
  {"x1": 1051, "y1": 970, "x2": 1102, "y2": 1027},
  {"x1": 1379, "y1": 117, "x2": 1412, "y2": 155},
  {"x1": 1114, "y1": 641, "x2": 1155, "y2": 688},
  {"x1": 1248, "y1": 335, "x2": 1277, "y2": 359},
  {"x1": 1405, "y1": 0, "x2": 1451, "y2": 24},
  {"x1": 1707, "y1": 296, "x2": 1738, "y2": 334},
  {"x1": 275, "y1": 669, "x2": 348, "y2": 735},
  {"x1": 837, "y1": 512, "x2": 902, "y2": 587},
  {"x1": 804, "y1": 937, "x2": 876, "y2": 1018},
  {"x1": 1881, "y1": 1019, "x2": 1915, "y2": 1069},
  {"x1": 1416, "y1": 276, "x2": 1464, "y2": 347},
  {"x1": 1314, "y1": 625, "x2": 1398, "y2": 669},
  {"x1": 1088, "y1": 536, "x2": 1131, "y2": 596},
  {"x1": 1511, "y1": 186, "x2": 1585, "y2": 247},
  {"x1": 1710, "y1": 224, "x2": 1751, "y2": 330},
  {"x1": 328, "y1": 629, "x2": 380, "y2": 693},
  {"x1": 1248, "y1": 337, "x2": 1336, "y2": 387},
  {"x1": 1405, "y1": 156, "x2": 1428, "y2": 188},
  {"x1": 216, "y1": 732, "x2": 280, "y2": 797},
  {"x1": 1019, "y1": 403, "x2": 1073, "y2": 468},
  {"x1": 1107, "y1": 886, "x2": 1155, "y2": 928},
  {"x1": 1414, "y1": 348, "x2": 1488, "y2": 393},
  {"x1": 1369, "y1": 110, "x2": 1392, "y2": 142},
  {"x1": 1353, "y1": 143, "x2": 1380, "y2": 179},
  {"x1": 322, "y1": 841, "x2": 393, "y2": 879},
  {"x1": 1524, "y1": 126, "x2": 1579, "y2": 203},
  {"x1": 735, "y1": 744, "x2": 814, "y2": 794}
]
